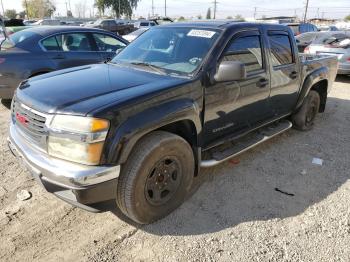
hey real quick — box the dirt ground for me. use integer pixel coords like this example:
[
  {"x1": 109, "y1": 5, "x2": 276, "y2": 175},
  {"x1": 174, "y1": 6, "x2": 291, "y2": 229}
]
[{"x1": 0, "y1": 76, "x2": 349, "y2": 262}]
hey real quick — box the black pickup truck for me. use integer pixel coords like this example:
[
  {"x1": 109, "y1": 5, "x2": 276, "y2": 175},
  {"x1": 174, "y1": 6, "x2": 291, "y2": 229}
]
[{"x1": 8, "y1": 22, "x2": 338, "y2": 224}]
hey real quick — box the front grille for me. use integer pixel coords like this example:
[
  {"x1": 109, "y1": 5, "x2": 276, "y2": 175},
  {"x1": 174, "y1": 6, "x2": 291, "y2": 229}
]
[{"x1": 12, "y1": 98, "x2": 48, "y2": 146}]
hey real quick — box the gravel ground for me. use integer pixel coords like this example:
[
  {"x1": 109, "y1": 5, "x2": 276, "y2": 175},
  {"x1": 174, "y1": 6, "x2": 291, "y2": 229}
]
[{"x1": 0, "y1": 76, "x2": 349, "y2": 262}]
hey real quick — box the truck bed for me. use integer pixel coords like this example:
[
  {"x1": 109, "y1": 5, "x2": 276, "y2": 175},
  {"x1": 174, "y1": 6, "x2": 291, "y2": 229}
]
[{"x1": 299, "y1": 53, "x2": 338, "y2": 92}]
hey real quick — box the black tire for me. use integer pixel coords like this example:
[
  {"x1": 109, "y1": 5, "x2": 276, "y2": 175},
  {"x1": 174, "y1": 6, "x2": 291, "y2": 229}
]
[
  {"x1": 116, "y1": 131, "x2": 195, "y2": 224},
  {"x1": 1, "y1": 99, "x2": 12, "y2": 110},
  {"x1": 292, "y1": 90, "x2": 320, "y2": 131}
]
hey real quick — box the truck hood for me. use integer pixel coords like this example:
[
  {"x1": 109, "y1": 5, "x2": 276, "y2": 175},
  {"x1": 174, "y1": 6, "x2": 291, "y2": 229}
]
[{"x1": 16, "y1": 63, "x2": 189, "y2": 115}]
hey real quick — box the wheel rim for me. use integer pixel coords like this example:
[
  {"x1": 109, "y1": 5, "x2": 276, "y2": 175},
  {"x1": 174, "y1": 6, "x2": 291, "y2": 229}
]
[{"x1": 145, "y1": 156, "x2": 182, "y2": 206}]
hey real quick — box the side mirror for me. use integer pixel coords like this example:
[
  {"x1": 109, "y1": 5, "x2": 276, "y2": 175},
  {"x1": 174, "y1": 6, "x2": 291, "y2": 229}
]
[{"x1": 214, "y1": 61, "x2": 246, "y2": 82}]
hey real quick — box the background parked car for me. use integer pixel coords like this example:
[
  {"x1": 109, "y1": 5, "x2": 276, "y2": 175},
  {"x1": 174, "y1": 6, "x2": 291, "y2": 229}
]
[
  {"x1": 32, "y1": 19, "x2": 61, "y2": 26},
  {"x1": 296, "y1": 32, "x2": 320, "y2": 52},
  {"x1": 0, "y1": 26, "x2": 128, "y2": 101},
  {"x1": 284, "y1": 22, "x2": 318, "y2": 36},
  {"x1": 304, "y1": 31, "x2": 350, "y2": 75},
  {"x1": 84, "y1": 19, "x2": 134, "y2": 35},
  {"x1": 134, "y1": 20, "x2": 157, "y2": 29},
  {"x1": 123, "y1": 27, "x2": 148, "y2": 42},
  {"x1": 319, "y1": 25, "x2": 339, "y2": 31}
]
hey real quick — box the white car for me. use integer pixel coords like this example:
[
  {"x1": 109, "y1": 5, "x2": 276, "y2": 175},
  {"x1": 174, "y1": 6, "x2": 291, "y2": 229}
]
[{"x1": 305, "y1": 31, "x2": 350, "y2": 75}]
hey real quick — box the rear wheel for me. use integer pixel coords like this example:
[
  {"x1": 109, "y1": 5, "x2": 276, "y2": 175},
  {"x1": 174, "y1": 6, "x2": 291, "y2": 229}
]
[
  {"x1": 116, "y1": 131, "x2": 194, "y2": 224},
  {"x1": 292, "y1": 90, "x2": 320, "y2": 131}
]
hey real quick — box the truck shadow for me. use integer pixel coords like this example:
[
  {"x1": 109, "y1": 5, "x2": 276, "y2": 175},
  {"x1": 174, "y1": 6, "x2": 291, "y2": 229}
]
[
  {"x1": 335, "y1": 75, "x2": 350, "y2": 84},
  {"x1": 106, "y1": 96, "x2": 350, "y2": 235}
]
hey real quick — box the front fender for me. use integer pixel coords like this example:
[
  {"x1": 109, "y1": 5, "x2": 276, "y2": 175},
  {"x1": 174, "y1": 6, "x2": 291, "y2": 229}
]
[
  {"x1": 295, "y1": 66, "x2": 329, "y2": 110},
  {"x1": 105, "y1": 98, "x2": 202, "y2": 164}
]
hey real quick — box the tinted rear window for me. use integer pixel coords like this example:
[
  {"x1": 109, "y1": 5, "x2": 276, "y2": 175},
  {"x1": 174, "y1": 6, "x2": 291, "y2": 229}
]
[
  {"x1": 268, "y1": 34, "x2": 293, "y2": 66},
  {"x1": 1, "y1": 30, "x2": 37, "y2": 49}
]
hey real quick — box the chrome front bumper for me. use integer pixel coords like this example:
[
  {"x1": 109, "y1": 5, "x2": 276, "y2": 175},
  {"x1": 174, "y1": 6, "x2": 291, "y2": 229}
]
[{"x1": 8, "y1": 123, "x2": 120, "y2": 190}]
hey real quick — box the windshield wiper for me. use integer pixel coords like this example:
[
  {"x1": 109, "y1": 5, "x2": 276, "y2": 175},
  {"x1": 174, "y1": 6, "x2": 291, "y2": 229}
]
[{"x1": 130, "y1": 62, "x2": 167, "y2": 75}]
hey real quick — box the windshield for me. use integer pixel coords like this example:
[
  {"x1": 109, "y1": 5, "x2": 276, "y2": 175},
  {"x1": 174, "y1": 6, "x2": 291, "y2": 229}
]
[{"x1": 112, "y1": 27, "x2": 220, "y2": 76}]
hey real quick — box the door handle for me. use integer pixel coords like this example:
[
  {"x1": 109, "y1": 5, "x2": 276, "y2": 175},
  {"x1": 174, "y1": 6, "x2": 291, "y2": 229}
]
[
  {"x1": 290, "y1": 71, "x2": 298, "y2": 79},
  {"x1": 52, "y1": 54, "x2": 65, "y2": 59},
  {"x1": 257, "y1": 78, "x2": 269, "y2": 88}
]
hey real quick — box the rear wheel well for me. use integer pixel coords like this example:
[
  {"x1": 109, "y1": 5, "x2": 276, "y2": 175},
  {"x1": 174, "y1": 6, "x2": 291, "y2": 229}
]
[{"x1": 311, "y1": 80, "x2": 328, "y2": 112}]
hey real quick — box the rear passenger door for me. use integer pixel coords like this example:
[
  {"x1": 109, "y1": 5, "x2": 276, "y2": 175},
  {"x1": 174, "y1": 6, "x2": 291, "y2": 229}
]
[
  {"x1": 267, "y1": 31, "x2": 300, "y2": 116},
  {"x1": 41, "y1": 32, "x2": 101, "y2": 69}
]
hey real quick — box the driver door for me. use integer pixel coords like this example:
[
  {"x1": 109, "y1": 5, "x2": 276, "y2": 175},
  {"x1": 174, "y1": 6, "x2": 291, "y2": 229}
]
[{"x1": 203, "y1": 30, "x2": 273, "y2": 146}]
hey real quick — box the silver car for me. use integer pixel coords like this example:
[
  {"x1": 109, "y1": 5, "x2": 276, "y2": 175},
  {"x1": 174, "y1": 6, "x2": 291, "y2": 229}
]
[{"x1": 305, "y1": 31, "x2": 350, "y2": 74}]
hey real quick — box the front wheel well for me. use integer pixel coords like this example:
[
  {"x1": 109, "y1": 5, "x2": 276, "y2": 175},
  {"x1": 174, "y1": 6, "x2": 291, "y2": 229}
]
[
  {"x1": 311, "y1": 80, "x2": 328, "y2": 113},
  {"x1": 156, "y1": 120, "x2": 200, "y2": 176},
  {"x1": 156, "y1": 120, "x2": 198, "y2": 148}
]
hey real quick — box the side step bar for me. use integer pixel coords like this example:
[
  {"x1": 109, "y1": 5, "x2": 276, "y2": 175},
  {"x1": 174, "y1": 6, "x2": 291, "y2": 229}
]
[{"x1": 200, "y1": 120, "x2": 292, "y2": 168}]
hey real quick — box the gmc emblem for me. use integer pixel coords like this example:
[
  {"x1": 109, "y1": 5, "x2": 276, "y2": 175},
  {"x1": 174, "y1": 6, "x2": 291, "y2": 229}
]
[{"x1": 16, "y1": 113, "x2": 29, "y2": 126}]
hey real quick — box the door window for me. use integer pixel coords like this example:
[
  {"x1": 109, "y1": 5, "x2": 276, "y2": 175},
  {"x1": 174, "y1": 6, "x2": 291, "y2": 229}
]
[
  {"x1": 55, "y1": 33, "x2": 92, "y2": 51},
  {"x1": 41, "y1": 35, "x2": 61, "y2": 51},
  {"x1": 223, "y1": 34, "x2": 263, "y2": 73},
  {"x1": 268, "y1": 33, "x2": 294, "y2": 66},
  {"x1": 93, "y1": 33, "x2": 126, "y2": 52}
]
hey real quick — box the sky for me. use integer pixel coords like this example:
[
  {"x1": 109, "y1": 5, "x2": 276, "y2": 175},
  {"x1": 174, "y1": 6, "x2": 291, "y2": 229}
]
[{"x1": 2, "y1": 0, "x2": 350, "y2": 20}]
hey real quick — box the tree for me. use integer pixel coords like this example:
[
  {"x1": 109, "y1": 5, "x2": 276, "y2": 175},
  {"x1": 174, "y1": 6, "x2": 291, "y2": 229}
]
[
  {"x1": 95, "y1": 0, "x2": 140, "y2": 18},
  {"x1": 226, "y1": 15, "x2": 233, "y2": 19},
  {"x1": 345, "y1": 14, "x2": 350, "y2": 21},
  {"x1": 178, "y1": 16, "x2": 185, "y2": 21},
  {"x1": 18, "y1": 11, "x2": 26, "y2": 19},
  {"x1": 22, "y1": 0, "x2": 56, "y2": 18},
  {"x1": 67, "y1": 10, "x2": 73, "y2": 17},
  {"x1": 234, "y1": 14, "x2": 245, "y2": 21},
  {"x1": 75, "y1": 1, "x2": 87, "y2": 18},
  {"x1": 5, "y1": 9, "x2": 17, "y2": 19},
  {"x1": 197, "y1": 14, "x2": 202, "y2": 20},
  {"x1": 206, "y1": 8, "x2": 211, "y2": 19}
]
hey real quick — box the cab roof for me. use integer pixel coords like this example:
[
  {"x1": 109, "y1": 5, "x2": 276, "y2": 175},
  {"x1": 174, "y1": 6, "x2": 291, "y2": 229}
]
[{"x1": 160, "y1": 21, "x2": 291, "y2": 31}]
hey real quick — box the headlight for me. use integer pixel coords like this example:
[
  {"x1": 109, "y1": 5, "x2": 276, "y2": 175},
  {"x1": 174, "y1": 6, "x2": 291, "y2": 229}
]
[{"x1": 48, "y1": 115, "x2": 109, "y2": 165}]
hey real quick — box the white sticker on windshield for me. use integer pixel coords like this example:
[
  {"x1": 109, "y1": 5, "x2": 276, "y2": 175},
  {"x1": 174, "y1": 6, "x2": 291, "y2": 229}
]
[{"x1": 187, "y1": 30, "x2": 216, "y2": 38}]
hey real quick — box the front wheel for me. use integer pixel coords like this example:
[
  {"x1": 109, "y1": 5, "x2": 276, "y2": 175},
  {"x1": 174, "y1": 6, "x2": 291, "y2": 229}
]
[
  {"x1": 116, "y1": 131, "x2": 194, "y2": 224},
  {"x1": 292, "y1": 90, "x2": 320, "y2": 131}
]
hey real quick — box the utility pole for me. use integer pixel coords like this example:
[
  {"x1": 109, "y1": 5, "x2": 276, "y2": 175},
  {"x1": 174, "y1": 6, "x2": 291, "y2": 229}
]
[
  {"x1": 65, "y1": 1, "x2": 68, "y2": 15},
  {"x1": 0, "y1": 0, "x2": 4, "y2": 17},
  {"x1": 303, "y1": 0, "x2": 309, "y2": 22},
  {"x1": 152, "y1": 0, "x2": 154, "y2": 17},
  {"x1": 165, "y1": 0, "x2": 167, "y2": 17},
  {"x1": 213, "y1": 0, "x2": 218, "y2": 19},
  {"x1": 253, "y1": 7, "x2": 257, "y2": 19},
  {"x1": 118, "y1": 0, "x2": 121, "y2": 18},
  {"x1": 317, "y1": 7, "x2": 319, "y2": 19}
]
